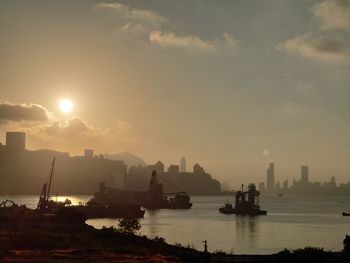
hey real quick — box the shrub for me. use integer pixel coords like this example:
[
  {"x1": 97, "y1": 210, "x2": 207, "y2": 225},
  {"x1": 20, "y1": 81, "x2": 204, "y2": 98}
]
[{"x1": 118, "y1": 217, "x2": 141, "y2": 235}]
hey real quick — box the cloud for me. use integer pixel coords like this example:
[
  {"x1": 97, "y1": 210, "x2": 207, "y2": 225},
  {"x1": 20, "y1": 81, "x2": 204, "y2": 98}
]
[
  {"x1": 312, "y1": 0, "x2": 350, "y2": 31},
  {"x1": 0, "y1": 102, "x2": 51, "y2": 123},
  {"x1": 149, "y1": 30, "x2": 215, "y2": 50},
  {"x1": 96, "y1": 2, "x2": 165, "y2": 25},
  {"x1": 276, "y1": 33, "x2": 350, "y2": 62},
  {"x1": 149, "y1": 31, "x2": 240, "y2": 51},
  {"x1": 96, "y1": 2, "x2": 240, "y2": 52},
  {"x1": 43, "y1": 117, "x2": 94, "y2": 138}
]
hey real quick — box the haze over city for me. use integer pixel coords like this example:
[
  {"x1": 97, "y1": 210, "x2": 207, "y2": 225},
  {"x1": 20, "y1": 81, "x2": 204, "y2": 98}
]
[{"x1": 1, "y1": 0, "x2": 350, "y2": 187}]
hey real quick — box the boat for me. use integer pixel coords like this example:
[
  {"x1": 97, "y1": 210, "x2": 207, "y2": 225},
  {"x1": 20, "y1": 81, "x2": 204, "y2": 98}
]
[
  {"x1": 169, "y1": 192, "x2": 192, "y2": 209},
  {"x1": 342, "y1": 212, "x2": 350, "y2": 216},
  {"x1": 219, "y1": 202, "x2": 234, "y2": 214},
  {"x1": 92, "y1": 170, "x2": 192, "y2": 210},
  {"x1": 74, "y1": 202, "x2": 145, "y2": 219},
  {"x1": 37, "y1": 157, "x2": 145, "y2": 219},
  {"x1": 278, "y1": 193, "x2": 283, "y2": 197},
  {"x1": 219, "y1": 184, "x2": 267, "y2": 216}
]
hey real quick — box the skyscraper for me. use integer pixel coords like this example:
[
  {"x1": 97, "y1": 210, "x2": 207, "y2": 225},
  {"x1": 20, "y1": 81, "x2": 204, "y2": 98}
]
[
  {"x1": 301, "y1": 165, "x2": 308, "y2": 185},
  {"x1": 180, "y1": 156, "x2": 186, "y2": 172},
  {"x1": 266, "y1": 162, "x2": 275, "y2": 193}
]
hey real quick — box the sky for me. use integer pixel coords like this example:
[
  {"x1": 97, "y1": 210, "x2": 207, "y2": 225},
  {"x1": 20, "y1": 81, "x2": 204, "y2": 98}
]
[{"x1": 0, "y1": 0, "x2": 350, "y2": 187}]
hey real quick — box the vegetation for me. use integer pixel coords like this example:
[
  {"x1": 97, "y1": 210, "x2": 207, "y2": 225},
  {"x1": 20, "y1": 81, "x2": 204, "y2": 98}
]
[
  {"x1": 118, "y1": 217, "x2": 141, "y2": 234},
  {"x1": 1, "y1": 217, "x2": 350, "y2": 262}
]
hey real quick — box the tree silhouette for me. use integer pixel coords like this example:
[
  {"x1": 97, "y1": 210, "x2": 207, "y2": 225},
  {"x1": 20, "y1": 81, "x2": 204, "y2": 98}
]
[{"x1": 118, "y1": 217, "x2": 141, "y2": 234}]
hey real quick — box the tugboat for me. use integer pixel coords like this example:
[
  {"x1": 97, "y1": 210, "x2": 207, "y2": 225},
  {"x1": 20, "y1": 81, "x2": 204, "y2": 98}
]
[
  {"x1": 219, "y1": 184, "x2": 267, "y2": 216},
  {"x1": 219, "y1": 200, "x2": 234, "y2": 214}
]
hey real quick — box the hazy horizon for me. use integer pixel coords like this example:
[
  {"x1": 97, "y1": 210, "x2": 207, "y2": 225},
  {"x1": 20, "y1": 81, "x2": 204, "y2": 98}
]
[{"x1": 1, "y1": 0, "x2": 350, "y2": 187}]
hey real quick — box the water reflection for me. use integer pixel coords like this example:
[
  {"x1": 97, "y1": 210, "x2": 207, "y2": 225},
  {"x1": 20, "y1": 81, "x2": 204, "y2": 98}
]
[
  {"x1": 235, "y1": 215, "x2": 259, "y2": 245},
  {"x1": 144, "y1": 209, "x2": 160, "y2": 238}
]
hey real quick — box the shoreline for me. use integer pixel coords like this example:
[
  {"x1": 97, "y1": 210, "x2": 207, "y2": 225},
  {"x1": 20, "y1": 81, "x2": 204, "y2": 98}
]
[{"x1": 0, "y1": 219, "x2": 349, "y2": 262}]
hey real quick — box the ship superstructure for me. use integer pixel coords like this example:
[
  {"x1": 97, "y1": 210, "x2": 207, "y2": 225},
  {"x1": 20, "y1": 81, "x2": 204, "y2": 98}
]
[{"x1": 219, "y1": 184, "x2": 267, "y2": 215}]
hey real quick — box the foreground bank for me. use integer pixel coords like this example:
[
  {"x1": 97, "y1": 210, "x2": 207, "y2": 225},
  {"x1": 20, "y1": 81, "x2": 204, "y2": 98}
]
[{"x1": 1, "y1": 215, "x2": 350, "y2": 263}]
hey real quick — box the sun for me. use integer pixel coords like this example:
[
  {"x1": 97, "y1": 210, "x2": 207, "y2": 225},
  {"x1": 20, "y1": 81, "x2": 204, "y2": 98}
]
[{"x1": 59, "y1": 98, "x2": 73, "y2": 113}]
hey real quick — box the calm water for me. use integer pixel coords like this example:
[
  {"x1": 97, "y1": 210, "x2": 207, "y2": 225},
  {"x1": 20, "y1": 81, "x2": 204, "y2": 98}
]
[{"x1": 2, "y1": 195, "x2": 350, "y2": 254}]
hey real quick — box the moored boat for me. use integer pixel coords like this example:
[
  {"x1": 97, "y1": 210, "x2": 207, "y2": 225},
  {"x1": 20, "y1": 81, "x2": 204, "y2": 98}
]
[
  {"x1": 219, "y1": 184, "x2": 267, "y2": 216},
  {"x1": 219, "y1": 202, "x2": 234, "y2": 214},
  {"x1": 92, "y1": 170, "x2": 192, "y2": 210},
  {"x1": 37, "y1": 157, "x2": 145, "y2": 219}
]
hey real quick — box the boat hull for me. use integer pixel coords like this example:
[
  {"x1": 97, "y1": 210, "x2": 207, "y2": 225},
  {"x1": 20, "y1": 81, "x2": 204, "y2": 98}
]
[
  {"x1": 219, "y1": 207, "x2": 267, "y2": 216},
  {"x1": 74, "y1": 205, "x2": 145, "y2": 219}
]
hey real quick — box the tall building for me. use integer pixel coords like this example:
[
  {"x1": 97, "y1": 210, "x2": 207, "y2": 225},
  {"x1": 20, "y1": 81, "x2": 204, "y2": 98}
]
[
  {"x1": 6, "y1": 132, "x2": 26, "y2": 156},
  {"x1": 266, "y1": 162, "x2": 275, "y2": 193},
  {"x1": 301, "y1": 165, "x2": 308, "y2": 185},
  {"x1": 180, "y1": 156, "x2": 186, "y2": 172},
  {"x1": 84, "y1": 149, "x2": 94, "y2": 159}
]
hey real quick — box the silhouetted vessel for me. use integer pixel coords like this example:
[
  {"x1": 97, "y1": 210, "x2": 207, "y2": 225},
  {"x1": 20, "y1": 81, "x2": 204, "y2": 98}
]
[
  {"x1": 92, "y1": 171, "x2": 192, "y2": 210},
  {"x1": 37, "y1": 157, "x2": 145, "y2": 218},
  {"x1": 169, "y1": 192, "x2": 193, "y2": 209},
  {"x1": 219, "y1": 201, "x2": 234, "y2": 214},
  {"x1": 342, "y1": 212, "x2": 350, "y2": 216},
  {"x1": 219, "y1": 184, "x2": 267, "y2": 215}
]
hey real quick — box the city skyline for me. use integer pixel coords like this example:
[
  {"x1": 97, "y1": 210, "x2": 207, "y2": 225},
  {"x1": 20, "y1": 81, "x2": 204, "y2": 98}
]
[
  {"x1": 1, "y1": 0, "x2": 350, "y2": 186},
  {"x1": 1, "y1": 130, "x2": 348, "y2": 189}
]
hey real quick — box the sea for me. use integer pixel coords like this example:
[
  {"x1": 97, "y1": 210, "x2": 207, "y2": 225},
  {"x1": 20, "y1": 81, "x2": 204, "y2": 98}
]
[{"x1": 2, "y1": 194, "x2": 350, "y2": 254}]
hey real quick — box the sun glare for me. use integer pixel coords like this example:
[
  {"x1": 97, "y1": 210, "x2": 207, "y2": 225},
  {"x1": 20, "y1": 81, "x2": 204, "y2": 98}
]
[{"x1": 59, "y1": 98, "x2": 73, "y2": 113}]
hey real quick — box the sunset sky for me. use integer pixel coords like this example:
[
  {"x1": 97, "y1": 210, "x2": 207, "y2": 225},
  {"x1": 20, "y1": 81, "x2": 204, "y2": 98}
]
[{"x1": 1, "y1": 0, "x2": 350, "y2": 186}]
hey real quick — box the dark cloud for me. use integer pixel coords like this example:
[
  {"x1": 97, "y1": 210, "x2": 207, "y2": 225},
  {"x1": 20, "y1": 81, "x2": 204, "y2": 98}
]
[
  {"x1": 0, "y1": 102, "x2": 50, "y2": 123},
  {"x1": 277, "y1": 33, "x2": 350, "y2": 62}
]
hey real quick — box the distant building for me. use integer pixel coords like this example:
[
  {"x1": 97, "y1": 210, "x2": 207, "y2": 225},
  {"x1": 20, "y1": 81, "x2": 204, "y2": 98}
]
[
  {"x1": 6, "y1": 132, "x2": 25, "y2": 156},
  {"x1": 180, "y1": 156, "x2": 186, "y2": 172},
  {"x1": 301, "y1": 165, "x2": 309, "y2": 185},
  {"x1": 149, "y1": 161, "x2": 165, "y2": 175},
  {"x1": 84, "y1": 149, "x2": 94, "y2": 159},
  {"x1": 283, "y1": 178, "x2": 289, "y2": 190},
  {"x1": 193, "y1": 163, "x2": 205, "y2": 175},
  {"x1": 331, "y1": 176, "x2": 336, "y2": 185},
  {"x1": 127, "y1": 161, "x2": 221, "y2": 195},
  {"x1": 168, "y1": 165, "x2": 179, "y2": 175},
  {"x1": 266, "y1": 162, "x2": 275, "y2": 193},
  {"x1": 323, "y1": 176, "x2": 336, "y2": 191}
]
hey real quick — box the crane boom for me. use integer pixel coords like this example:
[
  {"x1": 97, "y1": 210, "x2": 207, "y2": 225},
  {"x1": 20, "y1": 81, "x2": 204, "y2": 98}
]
[{"x1": 46, "y1": 157, "x2": 56, "y2": 201}]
